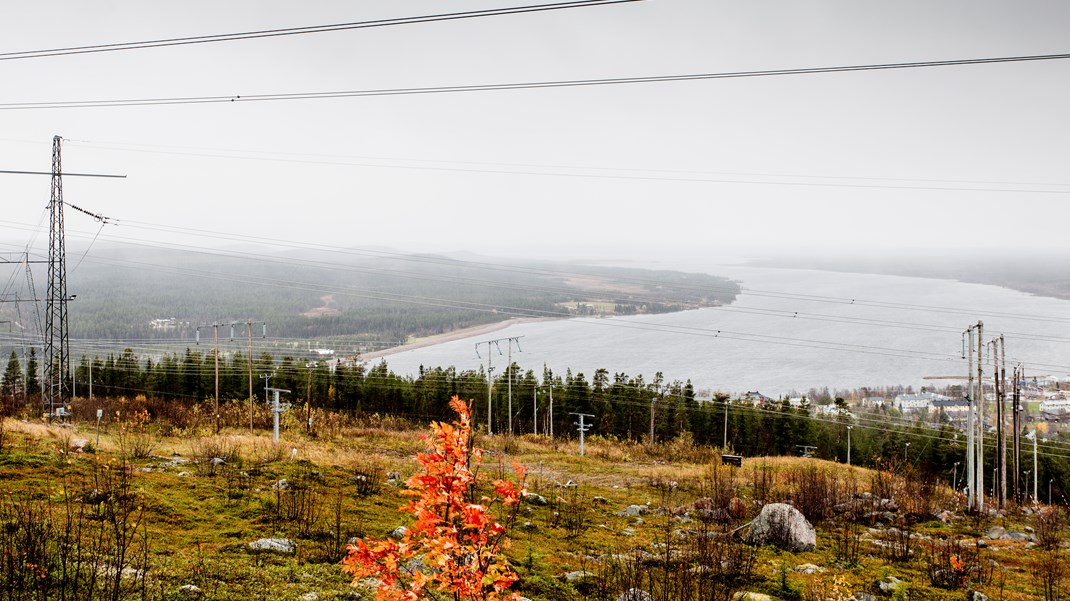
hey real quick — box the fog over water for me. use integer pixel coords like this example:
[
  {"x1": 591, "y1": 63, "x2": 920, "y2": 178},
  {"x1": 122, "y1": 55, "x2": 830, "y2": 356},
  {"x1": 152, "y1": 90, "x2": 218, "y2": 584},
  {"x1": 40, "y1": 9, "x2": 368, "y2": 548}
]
[{"x1": 375, "y1": 261, "x2": 1070, "y2": 397}]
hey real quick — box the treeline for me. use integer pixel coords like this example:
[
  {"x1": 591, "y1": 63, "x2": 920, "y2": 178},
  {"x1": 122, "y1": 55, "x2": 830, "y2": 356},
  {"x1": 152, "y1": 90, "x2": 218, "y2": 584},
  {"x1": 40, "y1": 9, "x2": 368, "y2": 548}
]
[
  {"x1": 3, "y1": 347, "x2": 1066, "y2": 504},
  {"x1": 33, "y1": 246, "x2": 739, "y2": 344}
]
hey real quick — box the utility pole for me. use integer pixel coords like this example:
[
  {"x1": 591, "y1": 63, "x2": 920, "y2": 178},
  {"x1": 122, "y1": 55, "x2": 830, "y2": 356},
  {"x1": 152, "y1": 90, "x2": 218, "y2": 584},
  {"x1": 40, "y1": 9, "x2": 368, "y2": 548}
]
[
  {"x1": 723, "y1": 396, "x2": 729, "y2": 450},
  {"x1": 247, "y1": 321, "x2": 254, "y2": 433},
  {"x1": 1012, "y1": 364, "x2": 1022, "y2": 504},
  {"x1": 214, "y1": 322, "x2": 220, "y2": 433},
  {"x1": 474, "y1": 336, "x2": 522, "y2": 436},
  {"x1": 975, "y1": 321, "x2": 983, "y2": 513},
  {"x1": 965, "y1": 326, "x2": 976, "y2": 510},
  {"x1": 505, "y1": 337, "x2": 522, "y2": 435},
  {"x1": 1033, "y1": 429, "x2": 1038, "y2": 505},
  {"x1": 475, "y1": 340, "x2": 499, "y2": 435},
  {"x1": 266, "y1": 387, "x2": 292, "y2": 443},
  {"x1": 548, "y1": 381, "x2": 553, "y2": 438},
  {"x1": 532, "y1": 385, "x2": 538, "y2": 436},
  {"x1": 847, "y1": 425, "x2": 852, "y2": 466},
  {"x1": 44, "y1": 136, "x2": 70, "y2": 419},
  {"x1": 995, "y1": 335, "x2": 1007, "y2": 507},
  {"x1": 197, "y1": 322, "x2": 223, "y2": 434},
  {"x1": 571, "y1": 412, "x2": 594, "y2": 457},
  {"x1": 306, "y1": 362, "x2": 314, "y2": 433}
]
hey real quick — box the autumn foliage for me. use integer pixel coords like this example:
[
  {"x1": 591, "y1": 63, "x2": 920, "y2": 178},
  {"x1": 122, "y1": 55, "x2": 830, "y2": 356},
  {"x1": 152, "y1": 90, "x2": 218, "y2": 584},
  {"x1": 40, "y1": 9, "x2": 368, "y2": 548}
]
[{"x1": 342, "y1": 396, "x2": 526, "y2": 601}]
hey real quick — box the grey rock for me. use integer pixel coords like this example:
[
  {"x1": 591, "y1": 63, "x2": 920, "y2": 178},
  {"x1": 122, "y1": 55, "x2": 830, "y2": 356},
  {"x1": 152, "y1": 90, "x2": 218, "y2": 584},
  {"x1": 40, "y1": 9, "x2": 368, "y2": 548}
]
[
  {"x1": 745, "y1": 503, "x2": 816, "y2": 552},
  {"x1": 967, "y1": 591, "x2": 988, "y2": 601},
  {"x1": 592, "y1": 496, "x2": 609, "y2": 505},
  {"x1": 178, "y1": 584, "x2": 203, "y2": 597},
  {"x1": 299, "y1": 593, "x2": 320, "y2": 601},
  {"x1": 877, "y1": 576, "x2": 906, "y2": 594},
  {"x1": 621, "y1": 527, "x2": 636, "y2": 537},
  {"x1": 248, "y1": 538, "x2": 296, "y2": 554},
  {"x1": 210, "y1": 457, "x2": 225, "y2": 465},
  {"x1": 616, "y1": 504, "x2": 650, "y2": 518},
  {"x1": 617, "y1": 589, "x2": 654, "y2": 601},
  {"x1": 524, "y1": 492, "x2": 548, "y2": 506},
  {"x1": 389, "y1": 526, "x2": 408, "y2": 540},
  {"x1": 852, "y1": 593, "x2": 875, "y2": 601},
  {"x1": 565, "y1": 570, "x2": 593, "y2": 582},
  {"x1": 272, "y1": 479, "x2": 289, "y2": 490},
  {"x1": 177, "y1": 471, "x2": 192, "y2": 477},
  {"x1": 733, "y1": 593, "x2": 773, "y2": 601},
  {"x1": 794, "y1": 563, "x2": 824, "y2": 574}
]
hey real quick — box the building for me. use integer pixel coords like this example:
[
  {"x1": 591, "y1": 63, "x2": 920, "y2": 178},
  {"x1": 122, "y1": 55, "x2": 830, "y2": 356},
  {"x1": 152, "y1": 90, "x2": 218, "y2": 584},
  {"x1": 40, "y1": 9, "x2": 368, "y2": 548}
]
[{"x1": 893, "y1": 391, "x2": 951, "y2": 413}]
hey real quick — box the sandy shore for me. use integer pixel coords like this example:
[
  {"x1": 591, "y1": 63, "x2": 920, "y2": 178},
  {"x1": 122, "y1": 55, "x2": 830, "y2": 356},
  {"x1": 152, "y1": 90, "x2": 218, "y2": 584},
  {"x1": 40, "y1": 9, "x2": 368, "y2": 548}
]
[{"x1": 360, "y1": 317, "x2": 560, "y2": 360}]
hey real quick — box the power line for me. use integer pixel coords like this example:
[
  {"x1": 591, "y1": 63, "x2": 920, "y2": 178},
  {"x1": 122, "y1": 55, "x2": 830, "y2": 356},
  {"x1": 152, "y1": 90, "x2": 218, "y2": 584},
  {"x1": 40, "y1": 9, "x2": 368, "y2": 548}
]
[
  {"x1": 0, "y1": 1, "x2": 642, "y2": 61},
  {"x1": 3, "y1": 52, "x2": 1069, "y2": 111}
]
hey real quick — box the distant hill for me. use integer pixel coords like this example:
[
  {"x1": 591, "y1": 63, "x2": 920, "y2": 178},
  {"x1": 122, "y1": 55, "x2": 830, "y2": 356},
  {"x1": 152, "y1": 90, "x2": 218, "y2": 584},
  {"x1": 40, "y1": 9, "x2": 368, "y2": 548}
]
[
  {"x1": 6, "y1": 244, "x2": 740, "y2": 350},
  {"x1": 756, "y1": 249, "x2": 1070, "y2": 301}
]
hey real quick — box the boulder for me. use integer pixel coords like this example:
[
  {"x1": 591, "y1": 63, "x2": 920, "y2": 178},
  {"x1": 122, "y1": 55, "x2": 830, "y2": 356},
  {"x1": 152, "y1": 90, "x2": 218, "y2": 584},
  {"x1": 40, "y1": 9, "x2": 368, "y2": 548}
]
[
  {"x1": 794, "y1": 563, "x2": 824, "y2": 574},
  {"x1": 523, "y1": 492, "x2": 548, "y2": 506},
  {"x1": 877, "y1": 576, "x2": 906, "y2": 595},
  {"x1": 617, "y1": 589, "x2": 654, "y2": 601},
  {"x1": 744, "y1": 503, "x2": 816, "y2": 552},
  {"x1": 565, "y1": 570, "x2": 593, "y2": 582},
  {"x1": 616, "y1": 504, "x2": 650, "y2": 518},
  {"x1": 178, "y1": 584, "x2": 203, "y2": 598},
  {"x1": 389, "y1": 526, "x2": 408, "y2": 540},
  {"x1": 248, "y1": 538, "x2": 296, "y2": 554}
]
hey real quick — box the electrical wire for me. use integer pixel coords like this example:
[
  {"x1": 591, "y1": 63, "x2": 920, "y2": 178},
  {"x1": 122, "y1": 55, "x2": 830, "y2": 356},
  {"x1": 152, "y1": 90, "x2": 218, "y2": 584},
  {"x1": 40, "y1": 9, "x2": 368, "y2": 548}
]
[
  {"x1": 2, "y1": 52, "x2": 1069, "y2": 111},
  {"x1": 0, "y1": 1, "x2": 642, "y2": 61}
]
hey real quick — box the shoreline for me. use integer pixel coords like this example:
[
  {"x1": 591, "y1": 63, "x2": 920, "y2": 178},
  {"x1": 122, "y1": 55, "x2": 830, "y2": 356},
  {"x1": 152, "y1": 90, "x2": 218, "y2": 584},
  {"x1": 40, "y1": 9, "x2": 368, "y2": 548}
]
[{"x1": 360, "y1": 317, "x2": 560, "y2": 361}]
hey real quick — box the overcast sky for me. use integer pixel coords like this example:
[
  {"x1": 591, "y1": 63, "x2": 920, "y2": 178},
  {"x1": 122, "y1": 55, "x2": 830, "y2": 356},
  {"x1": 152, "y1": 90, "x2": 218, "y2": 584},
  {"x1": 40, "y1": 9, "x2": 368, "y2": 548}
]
[{"x1": 2, "y1": 0, "x2": 1068, "y2": 263}]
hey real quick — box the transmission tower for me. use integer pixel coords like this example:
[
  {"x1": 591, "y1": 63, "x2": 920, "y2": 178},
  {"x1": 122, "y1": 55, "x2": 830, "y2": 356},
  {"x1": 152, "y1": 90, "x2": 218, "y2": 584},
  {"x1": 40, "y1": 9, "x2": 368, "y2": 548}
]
[{"x1": 44, "y1": 136, "x2": 70, "y2": 418}]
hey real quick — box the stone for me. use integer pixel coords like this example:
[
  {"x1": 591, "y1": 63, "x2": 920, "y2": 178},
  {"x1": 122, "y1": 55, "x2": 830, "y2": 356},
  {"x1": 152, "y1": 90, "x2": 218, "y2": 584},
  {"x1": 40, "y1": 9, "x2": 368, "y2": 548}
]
[
  {"x1": 621, "y1": 527, "x2": 636, "y2": 537},
  {"x1": 523, "y1": 492, "x2": 548, "y2": 506},
  {"x1": 877, "y1": 576, "x2": 906, "y2": 594},
  {"x1": 967, "y1": 591, "x2": 988, "y2": 601},
  {"x1": 178, "y1": 584, "x2": 203, "y2": 597},
  {"x1": 794, "y1": 563, "x2": 824, "y2": 574},
  {"x1": 592, "y1": 496, "x2": 609, "y2": 505},
  {"x1": 272, "y1": 479, "x2": 289, "y2": 490},
  {"x1": 616, "y1": 504, "x2": 650, "y2": 518},
  {"x1": 248, "y1": 538, "x2": 296, "y2": 554},
  {"x1": 210, "y1": 457, "x2": 225, "y2": 465},
  {"x1": 389, "y1": 526, "x2": 408, "y2": 540},
  {"x1": 985, "y1": 526, "x2": 1008, "y2": 540},
  {"x1": 617, "y1": 589, "x2": 654, "y2": 601},
  {"x1": 744, "y1": 503, "x2": 816, "y2": 552},
  {"x1": 852, "y1": 593, "x2": 876, "y2": 601},
  {"x1": 733, "y1": 593, "x2": 773, "y2": 601},
  {"x1": 299, "y1": 593, "x2": 320, "y2": 601},
  {"x1": 565, "y1": 570, "x2": 593, "y2": 582}
]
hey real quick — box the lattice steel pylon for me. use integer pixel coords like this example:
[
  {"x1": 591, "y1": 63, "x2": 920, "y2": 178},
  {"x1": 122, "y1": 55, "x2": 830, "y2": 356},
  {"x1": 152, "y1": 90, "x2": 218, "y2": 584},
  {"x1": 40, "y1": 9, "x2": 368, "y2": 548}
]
[{"x1": 44, "y1": 135, "x2": 70, "y2": 417}]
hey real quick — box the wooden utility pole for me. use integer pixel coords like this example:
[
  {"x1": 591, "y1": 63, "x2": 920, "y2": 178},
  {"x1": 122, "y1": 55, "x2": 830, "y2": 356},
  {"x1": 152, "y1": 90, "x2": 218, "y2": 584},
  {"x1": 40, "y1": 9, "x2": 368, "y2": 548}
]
[
  {"x1": 247, "y1": 321, "x2": 254, "y2": 433},
  {"x1": 1012, "y1": 365, "x2": 1022, "y2": 504},
  {"x1": 998, "y1": 336, "x2": 1007, "y2": 507},
  {"x1": 214, "y1": 322, "x2": 220, "y2": 434},
  {"x1": 975, "y1": 321, "x2": 983, "y2": 512},
  {"x1": 966, "y1": 326, "x2": 976, "y2": 510}
]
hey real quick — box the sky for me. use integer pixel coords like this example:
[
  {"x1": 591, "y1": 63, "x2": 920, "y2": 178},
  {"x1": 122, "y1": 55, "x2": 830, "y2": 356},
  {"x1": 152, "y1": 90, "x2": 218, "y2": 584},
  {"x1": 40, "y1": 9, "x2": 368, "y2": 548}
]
[{"x1": 1, "y1": 0, "x2": 1069, "y2": 263}]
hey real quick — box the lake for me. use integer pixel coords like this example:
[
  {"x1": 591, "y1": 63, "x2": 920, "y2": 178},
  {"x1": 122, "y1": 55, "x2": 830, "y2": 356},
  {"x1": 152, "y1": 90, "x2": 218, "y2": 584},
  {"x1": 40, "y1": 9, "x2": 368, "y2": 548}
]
[{"x1": 371, "y1": 261, "x2": 1070, "y2": 397}]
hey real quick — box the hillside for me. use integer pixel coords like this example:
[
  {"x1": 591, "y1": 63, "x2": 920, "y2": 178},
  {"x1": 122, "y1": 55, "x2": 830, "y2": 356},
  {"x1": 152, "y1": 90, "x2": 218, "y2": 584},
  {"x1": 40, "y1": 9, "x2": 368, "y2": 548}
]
[
  {"x1": 2, "y1": 244, "x2": 740, "y2": 351},
  {"x1": 1, "y1": 405, "x2": 1064, "y2": 601}
]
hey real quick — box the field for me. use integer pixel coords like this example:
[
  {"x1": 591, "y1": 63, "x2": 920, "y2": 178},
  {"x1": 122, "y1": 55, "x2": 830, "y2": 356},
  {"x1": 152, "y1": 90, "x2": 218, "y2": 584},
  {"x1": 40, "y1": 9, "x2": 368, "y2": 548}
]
[{"x1": 0, "y1": 403, "x2": 1066, "y2": 601}]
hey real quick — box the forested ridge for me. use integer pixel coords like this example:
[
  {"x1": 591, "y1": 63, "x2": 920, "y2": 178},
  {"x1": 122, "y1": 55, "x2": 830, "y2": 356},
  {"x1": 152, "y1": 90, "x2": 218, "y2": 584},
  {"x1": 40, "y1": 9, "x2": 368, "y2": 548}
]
[{"x1": 36, "y1": 245, "x2": 739, "y2": 346}]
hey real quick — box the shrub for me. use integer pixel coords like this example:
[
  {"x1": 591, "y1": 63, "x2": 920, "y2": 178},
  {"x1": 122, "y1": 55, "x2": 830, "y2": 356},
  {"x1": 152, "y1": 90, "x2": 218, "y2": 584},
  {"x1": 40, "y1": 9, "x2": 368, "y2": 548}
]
[{"x1": 342, "y1": 396, "x2": 526, "y2": 601}]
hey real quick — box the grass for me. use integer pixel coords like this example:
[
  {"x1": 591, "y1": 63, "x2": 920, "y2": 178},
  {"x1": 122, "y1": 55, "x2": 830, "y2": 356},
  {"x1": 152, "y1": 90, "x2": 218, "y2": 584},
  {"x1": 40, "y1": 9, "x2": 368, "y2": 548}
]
[{"x1": 0, "y1": 413, "x2": 1066, "y2": 601}]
